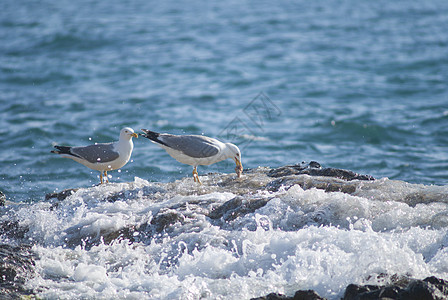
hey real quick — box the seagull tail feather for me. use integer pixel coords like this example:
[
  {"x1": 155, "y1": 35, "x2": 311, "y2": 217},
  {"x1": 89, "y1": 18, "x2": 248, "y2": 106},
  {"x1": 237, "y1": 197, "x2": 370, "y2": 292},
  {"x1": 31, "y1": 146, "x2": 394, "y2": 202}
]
[
  {"x1": 51, "y1": 146, "x2": 82, "y2": 160},
  {"x1": 51, "y1": 145, "x2": 72, "y2": 154},
  {"x1": 140, "y1": 129, "x2": 169, "y2": 146}
]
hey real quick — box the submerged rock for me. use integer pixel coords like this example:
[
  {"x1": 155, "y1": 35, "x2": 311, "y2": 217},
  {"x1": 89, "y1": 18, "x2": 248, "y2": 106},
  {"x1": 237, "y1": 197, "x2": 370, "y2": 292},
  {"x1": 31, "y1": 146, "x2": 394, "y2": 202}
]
[
  {"x1": 150, "y1": 209, "x2": 186, "y2": 233},
  {"x1": 45, "y1": 188, "x2": 79, "y2": 201},
  {"x1": 208, "y1": 196, "x2": 271, "y2": 221}
]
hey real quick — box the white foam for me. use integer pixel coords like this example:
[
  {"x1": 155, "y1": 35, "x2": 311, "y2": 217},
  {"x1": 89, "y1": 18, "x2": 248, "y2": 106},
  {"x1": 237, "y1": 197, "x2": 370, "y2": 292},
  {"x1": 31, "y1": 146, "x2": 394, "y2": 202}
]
[{"x1": 14, "y1": 177, "x2": 448, "y2": 299}]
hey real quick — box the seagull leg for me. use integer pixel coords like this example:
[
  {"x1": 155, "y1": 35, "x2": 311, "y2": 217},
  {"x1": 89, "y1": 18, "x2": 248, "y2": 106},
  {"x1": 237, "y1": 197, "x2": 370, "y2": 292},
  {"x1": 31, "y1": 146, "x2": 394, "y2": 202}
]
[
  {"x1": 100, "y1": 172, "x2": 104, "y2": 184},
  {"x1": 192, "y1": 167, "x2": 197, "y2": 182},
  {"x1": 193, "y1": 166, "x2": 202, "y2": 185},
  {"x1": 104, "y1": 171, "x2": 109, "y2": 183}
]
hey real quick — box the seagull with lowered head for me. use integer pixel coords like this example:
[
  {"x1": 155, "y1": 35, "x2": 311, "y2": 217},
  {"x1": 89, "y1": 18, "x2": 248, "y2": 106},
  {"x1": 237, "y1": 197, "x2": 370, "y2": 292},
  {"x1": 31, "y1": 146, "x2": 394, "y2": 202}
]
[{"x1": 139, "y1": 129, "x2": 243, "y2": 184}]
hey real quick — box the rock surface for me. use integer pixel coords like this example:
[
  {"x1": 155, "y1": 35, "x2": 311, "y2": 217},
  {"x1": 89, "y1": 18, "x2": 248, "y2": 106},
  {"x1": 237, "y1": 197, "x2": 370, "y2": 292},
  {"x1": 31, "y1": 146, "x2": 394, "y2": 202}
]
[
  {"x1": 251, "y1": 290, "x2": 326, "y2": 300},
  {"x1": 267, "y1": 161, "x2": 375, "y2": 181},
  {"x1": 252, "y1": 276, "x2": 448, "y2": 300},
  {"x1": 0, "y1": 244, "x2": 36, "y2": 299},
  {"x1": 342, "y1": 276, "x2": 448, "y2": 300},
  {"x1": 0, "y1": 190, "x2": 5, "y2": 206}
]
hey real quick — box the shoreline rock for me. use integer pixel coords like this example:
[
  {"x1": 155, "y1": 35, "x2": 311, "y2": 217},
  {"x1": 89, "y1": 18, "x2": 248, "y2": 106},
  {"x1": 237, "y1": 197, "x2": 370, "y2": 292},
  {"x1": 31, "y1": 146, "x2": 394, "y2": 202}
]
[
  {"x1": 250, "y1": 276, "x2": 448, "y2": 299},
  {"x1": 343, "y1": 276, "x2": 448, "y2": 300},
  {"x1": 45, "y1": 161, "x2": 373, "y2": 202}
]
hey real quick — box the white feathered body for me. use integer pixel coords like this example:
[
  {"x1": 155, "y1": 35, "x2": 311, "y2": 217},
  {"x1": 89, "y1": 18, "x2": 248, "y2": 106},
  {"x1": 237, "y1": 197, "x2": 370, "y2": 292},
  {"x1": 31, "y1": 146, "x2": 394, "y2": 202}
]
[
  {"x1": 61, "y1": 140, "x2": 134, "y2": 172},
  {"x1": 160, "y1": 140, "x2": 230, "y2": 166}
]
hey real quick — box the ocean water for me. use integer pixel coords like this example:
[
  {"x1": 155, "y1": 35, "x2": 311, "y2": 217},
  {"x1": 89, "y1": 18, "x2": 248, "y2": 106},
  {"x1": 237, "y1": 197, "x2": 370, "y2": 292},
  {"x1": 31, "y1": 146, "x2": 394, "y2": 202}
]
[{"x1": 1, "y1": 0, "x2": 448, "y2": 299}]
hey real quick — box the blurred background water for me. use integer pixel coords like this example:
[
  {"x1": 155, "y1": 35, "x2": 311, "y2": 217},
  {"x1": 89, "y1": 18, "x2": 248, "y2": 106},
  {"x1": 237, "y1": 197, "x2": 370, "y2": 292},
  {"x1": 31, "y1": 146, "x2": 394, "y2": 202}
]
[{"x1": 1, "y1": 0, "x2": 448, "y2": 202}]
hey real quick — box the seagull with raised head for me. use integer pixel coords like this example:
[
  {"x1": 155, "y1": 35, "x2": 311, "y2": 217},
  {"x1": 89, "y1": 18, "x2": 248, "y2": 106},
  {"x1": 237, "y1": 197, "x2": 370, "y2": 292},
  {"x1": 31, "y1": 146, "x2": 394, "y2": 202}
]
[
  {"x1": 140, "y1": 129, "x2": 243, "y2": 184},
  {"x1": 51, "y1": 127, "x2": 138, "y2": 184}
]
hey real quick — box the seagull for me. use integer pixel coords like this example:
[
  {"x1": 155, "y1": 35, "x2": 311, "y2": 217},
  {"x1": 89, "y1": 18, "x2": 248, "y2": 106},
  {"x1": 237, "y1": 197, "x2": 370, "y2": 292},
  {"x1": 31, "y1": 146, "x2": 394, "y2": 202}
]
[
  {"x1": 140, "y1": 129, "x2": 243, "y2": 184},
  {"x1": 51, "y1": 127, "x2": 138, "y2": 184}
]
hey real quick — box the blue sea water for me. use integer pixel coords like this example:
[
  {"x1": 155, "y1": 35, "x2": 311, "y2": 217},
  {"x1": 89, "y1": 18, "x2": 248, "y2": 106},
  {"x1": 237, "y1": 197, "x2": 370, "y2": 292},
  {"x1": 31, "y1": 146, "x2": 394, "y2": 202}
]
[
  {"x1": 1, "y1": 0, "x2": 448, "y2": 201},
  {"x1": 1, "y1": 1, "x2": 448, "y2": 299}
]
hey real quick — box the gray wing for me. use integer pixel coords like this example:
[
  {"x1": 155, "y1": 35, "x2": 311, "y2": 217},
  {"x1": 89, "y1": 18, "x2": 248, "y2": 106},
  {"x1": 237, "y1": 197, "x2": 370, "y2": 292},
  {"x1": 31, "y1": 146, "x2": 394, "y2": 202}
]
[
  {"x1": 71, "y1": 143, "x2": 119, "y2": 163},
  {"x1": 159, "y1": 135, "x2": 220, "y2": 158}
]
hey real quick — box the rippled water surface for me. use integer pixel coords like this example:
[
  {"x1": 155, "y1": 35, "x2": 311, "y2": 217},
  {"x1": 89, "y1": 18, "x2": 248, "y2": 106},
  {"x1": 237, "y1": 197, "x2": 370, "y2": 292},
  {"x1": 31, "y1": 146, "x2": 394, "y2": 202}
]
[
  {"x1": 1, "y1": 1, "x2": 448, "y2": 299},
  {"x1": 1, "y1": 0, "x2": 448, "y2": 201}
]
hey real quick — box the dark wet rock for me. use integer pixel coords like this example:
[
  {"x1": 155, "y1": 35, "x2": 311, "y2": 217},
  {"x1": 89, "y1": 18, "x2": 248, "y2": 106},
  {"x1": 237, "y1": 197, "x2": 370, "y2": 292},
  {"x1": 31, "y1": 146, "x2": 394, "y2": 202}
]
[
  {"x1": 150, "y1": 209, "x2": 186, "y2": 233},
  {"x1": 208, "y1": 196, "x2": 244, "y2": 219},
  {"x1": 266, "y1": 175, "x2": 357, "y2": 194},
  {"x1": 343, "y1": 284, "x2": 384, "y2": 300},
  {"x1": 97, "y1": 207, "x2": 194, "y2": 247},
  {"x1": 267, "y1": 162, "x2": 374, "y2": 181},
  {"x1": 58, "y1": 222, "x2": 140, "y2": 250},
  {"x1": 0, "y1": 244, "x2": 36, "y2": 299},
  {"x1": 402, "y1": 278, "x2": 448, "y2": 300},
  {"x1": 255, "y1": 276, "x2": 448, "y2": 300},
  {"x1": 265, "y1": 161, "x2": 374, "y2": 194},
  {"x1": 251, "y1": 292, "x2": 291, "y2": 300},
  {"x1": 101, "y1": 225, "x2": 140, "y2": 245},
  {"x1": 404, "y1": 191, "x2": 448, "y2": 207},
  {"x1": 293, "y1": 290, "x2": 327, "y2": 300},
  {"x1": 0, "y1": 190, "x2": 5, "y2": 206},
  {"x1": 208, "y1": 196, "x2": 270, "y2": 221},
  {"x1": 267, "y1": 161, "x2": 321, "y2": 178},
  {"x1": 64, "y1": 223, "x2": 144, "y2": 250},
  {"x1": 106, "y1": 191, "x2": 127, "y2": 203},
  {"x1": 251, "y1": 289, "x2": 326, "y2": 300},
  {"x1": 424, "y1": 277, "x2": 448, "y2": 295},
  {"x1": 45, "y1": 188, "x2": 79, "y2": 201},
  {"x1": 106, "y1": 185, "x2": 167, "y2": 203},
  {"x1": 342, "y1": 276, "x2": 448, "y2": 300},
  {"x1": 310, "y1": 168, "x2": 374, "y2": 181},
  {"x1": 0, "y1": 221, "x2": 28, "y2": 240},
  {"x1": 46, "y1": 185, "x2": 168, "y2": 204},
  {"x1": 77, "y1": 196, "x2": 272, "y2": 249},
  {"x1": 213, "y1": 172, "x2": 272, "y2": 195}
]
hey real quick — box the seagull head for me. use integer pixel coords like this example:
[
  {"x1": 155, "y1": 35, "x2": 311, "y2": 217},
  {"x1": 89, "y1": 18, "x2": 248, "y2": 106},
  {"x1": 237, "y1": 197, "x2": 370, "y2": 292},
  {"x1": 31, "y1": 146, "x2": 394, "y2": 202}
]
[
  {"x1": 120, "y1": 127, "x2": 138, "y2": 140},
  {"x1": 225, "y1": 143, "x2": 243, "y2": 178}
]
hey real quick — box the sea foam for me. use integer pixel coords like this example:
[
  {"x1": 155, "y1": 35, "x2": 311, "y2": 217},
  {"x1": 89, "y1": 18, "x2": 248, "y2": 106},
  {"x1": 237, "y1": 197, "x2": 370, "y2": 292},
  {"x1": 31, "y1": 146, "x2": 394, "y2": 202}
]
[{"x1": 2, "y1": 170, "x2": 445, "y2": 299}]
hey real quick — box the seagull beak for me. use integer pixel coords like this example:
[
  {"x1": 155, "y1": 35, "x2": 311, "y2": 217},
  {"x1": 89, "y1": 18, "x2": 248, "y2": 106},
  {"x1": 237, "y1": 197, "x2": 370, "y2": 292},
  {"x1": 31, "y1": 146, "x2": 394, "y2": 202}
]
[
  {"x1": 131, "y1": 133, "x2": 138, "y2": 138},
  {"x1": 235, "y1": 158, "x2": 243, "y2": 178}
]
